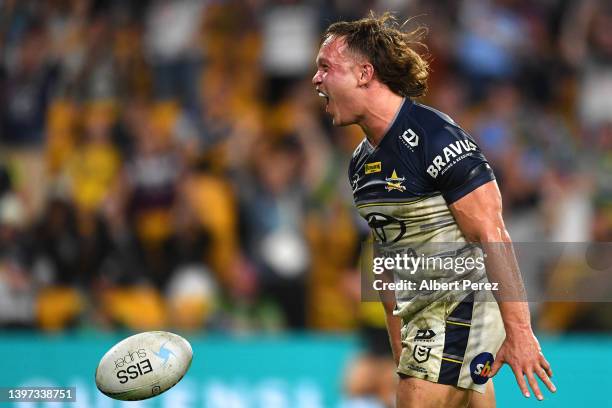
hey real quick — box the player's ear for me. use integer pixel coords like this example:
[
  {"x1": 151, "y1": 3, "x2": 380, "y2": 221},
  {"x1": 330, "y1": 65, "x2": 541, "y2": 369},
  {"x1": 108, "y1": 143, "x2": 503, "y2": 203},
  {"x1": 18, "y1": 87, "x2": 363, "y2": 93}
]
[{"x1": 358, "y1": 62, "x2": 374, "y2": 87}]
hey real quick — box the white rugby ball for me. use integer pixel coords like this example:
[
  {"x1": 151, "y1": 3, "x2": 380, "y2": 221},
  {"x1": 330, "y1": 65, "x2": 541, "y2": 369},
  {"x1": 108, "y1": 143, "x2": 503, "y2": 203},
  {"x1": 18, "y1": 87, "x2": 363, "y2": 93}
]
[{"x1": 95, "y1": 331, "x2": 193, "y2": 401}]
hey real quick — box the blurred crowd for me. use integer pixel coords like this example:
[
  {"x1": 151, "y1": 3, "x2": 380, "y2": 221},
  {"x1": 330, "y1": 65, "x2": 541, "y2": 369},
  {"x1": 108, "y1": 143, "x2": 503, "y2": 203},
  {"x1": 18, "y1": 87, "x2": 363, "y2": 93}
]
[{"x1": 0, "y1": 0, "x2": 610, "y2": 334}]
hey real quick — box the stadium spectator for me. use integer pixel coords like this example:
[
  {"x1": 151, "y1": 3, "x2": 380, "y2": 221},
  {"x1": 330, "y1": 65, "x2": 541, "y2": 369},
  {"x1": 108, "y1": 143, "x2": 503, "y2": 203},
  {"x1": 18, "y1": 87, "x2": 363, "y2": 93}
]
[{"x1": 0, "y1": 1, "x2": 607, "y2": 352}]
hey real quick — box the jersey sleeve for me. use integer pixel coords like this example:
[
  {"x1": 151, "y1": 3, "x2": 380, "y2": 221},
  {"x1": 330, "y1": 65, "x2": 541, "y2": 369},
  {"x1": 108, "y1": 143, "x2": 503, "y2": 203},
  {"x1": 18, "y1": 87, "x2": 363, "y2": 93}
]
[{"x1": 424, "y1": 125, "x2": 495, "y2": 204}]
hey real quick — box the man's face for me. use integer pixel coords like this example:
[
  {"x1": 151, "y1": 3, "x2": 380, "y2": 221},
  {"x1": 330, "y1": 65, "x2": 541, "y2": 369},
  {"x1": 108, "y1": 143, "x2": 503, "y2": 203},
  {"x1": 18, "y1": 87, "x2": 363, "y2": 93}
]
[{"x1": 312, "y1": 36, "x2": 364, "y2": 126}]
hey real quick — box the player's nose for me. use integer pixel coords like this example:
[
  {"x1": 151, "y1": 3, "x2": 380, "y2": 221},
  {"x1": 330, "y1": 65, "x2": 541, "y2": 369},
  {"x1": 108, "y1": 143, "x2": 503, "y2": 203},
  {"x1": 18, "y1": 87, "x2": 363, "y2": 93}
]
[{"x1": 312, "y1": 70, "x2": 322, "y2": 86}]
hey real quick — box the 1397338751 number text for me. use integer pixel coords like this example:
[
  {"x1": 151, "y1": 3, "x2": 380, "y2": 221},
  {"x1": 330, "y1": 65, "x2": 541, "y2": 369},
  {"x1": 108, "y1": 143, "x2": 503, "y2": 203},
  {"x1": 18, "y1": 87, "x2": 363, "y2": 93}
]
[{"x1": 0, "y1": 387, "x2": 76, "y2": 402}]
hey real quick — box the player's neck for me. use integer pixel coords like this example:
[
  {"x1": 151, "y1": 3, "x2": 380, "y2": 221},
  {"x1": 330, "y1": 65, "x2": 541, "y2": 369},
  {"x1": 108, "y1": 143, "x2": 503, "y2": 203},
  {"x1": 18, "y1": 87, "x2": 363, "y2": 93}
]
[{"x1": 358, "y1": 91, "x2": 404, "y2": 147}]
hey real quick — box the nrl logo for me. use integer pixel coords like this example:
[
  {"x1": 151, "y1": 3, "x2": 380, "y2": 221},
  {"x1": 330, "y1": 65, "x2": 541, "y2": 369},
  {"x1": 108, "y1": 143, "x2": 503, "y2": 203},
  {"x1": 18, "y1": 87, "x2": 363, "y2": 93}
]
[
  {"x1": 385, "y1": 170, "x2": 406, "y2": 192},
  {"x1": 413, "y1": 345, "x2": 431, "y2": 363},
  {"x1": 401, "y1": 129, "x2": 419, "y2": 148}
]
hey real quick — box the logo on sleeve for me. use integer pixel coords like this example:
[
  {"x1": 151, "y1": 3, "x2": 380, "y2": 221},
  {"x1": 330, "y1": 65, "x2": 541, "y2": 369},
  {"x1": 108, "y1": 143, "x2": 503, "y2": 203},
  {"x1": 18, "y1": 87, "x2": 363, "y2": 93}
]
[
  {"x1": 426, "y1": 140, "x2": 479, "y2": 179},
  {"x1": 470, "y1": 352, "x2": 494, "y2": 384},
  {"x1": 400, "y1": 129, "x2": 419, "y2": 150},
  {"x1": 385, "y1": 170, "x2": 406, "y2": 192}
]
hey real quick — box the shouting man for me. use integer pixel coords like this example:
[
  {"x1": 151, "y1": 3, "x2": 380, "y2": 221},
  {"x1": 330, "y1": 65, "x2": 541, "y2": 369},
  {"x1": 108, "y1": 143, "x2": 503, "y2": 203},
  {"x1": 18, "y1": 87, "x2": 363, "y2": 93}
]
[{"x1": 312, "y1": 13, "x2": 556, "y2": 408}]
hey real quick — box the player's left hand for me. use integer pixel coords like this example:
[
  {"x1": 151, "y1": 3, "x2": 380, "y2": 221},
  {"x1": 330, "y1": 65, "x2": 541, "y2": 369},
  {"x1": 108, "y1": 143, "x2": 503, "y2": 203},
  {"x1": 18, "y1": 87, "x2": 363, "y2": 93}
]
[{"x1": 488, "y1": 328, "x2": 556, "y2": 400}]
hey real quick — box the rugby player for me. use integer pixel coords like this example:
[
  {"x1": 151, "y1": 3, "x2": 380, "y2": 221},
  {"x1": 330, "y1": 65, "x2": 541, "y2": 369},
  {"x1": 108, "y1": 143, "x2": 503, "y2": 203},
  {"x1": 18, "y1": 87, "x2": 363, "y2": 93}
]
[{"x1": 312, "y1": 13, "x2": 556, "y2": 408}]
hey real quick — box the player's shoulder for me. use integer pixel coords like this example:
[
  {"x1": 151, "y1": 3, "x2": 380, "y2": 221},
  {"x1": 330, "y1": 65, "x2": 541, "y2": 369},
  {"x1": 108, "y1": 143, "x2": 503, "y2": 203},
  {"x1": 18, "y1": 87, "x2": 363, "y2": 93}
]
[
  {"x1": 376, "y1": 101, "x2": 465, "y2": 164},
  {"x1": 410, "y1": 102, "x2": 458, "y2": 132},
  {"x1": 410, "y1": 103, "x2": 463, "y2": 138},
  {"x1": 406, "y1": 103, "x2": 477, "y2": 153},
  {"x1": 407, "y1": 104, "x2": 490, "y2": 185}
]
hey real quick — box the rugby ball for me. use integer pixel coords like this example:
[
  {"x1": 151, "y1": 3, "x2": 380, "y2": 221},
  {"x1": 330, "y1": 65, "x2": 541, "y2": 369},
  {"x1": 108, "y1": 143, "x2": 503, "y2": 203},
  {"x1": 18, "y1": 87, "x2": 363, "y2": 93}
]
[{"x1": 95, "y1": 331, "x2": 193, "y2": 401}]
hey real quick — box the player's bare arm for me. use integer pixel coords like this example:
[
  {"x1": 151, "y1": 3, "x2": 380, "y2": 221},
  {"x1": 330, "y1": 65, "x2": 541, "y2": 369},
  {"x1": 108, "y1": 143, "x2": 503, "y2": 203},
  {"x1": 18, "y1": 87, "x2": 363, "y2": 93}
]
[
  {"x1": 449, "y1": 180, "x2": 557, "y2": 401},
  {"x1": 380, "y1": 292, "x2": 402, "y2": 366}
]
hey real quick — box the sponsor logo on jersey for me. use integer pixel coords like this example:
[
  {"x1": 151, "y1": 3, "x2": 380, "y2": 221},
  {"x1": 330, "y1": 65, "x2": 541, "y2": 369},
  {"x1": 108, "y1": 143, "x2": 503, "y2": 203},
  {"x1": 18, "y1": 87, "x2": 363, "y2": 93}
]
[
  {"x1": 413, "y1": 345, "x2": 431, "y2": 363},
  {"x1": 414, "y1": 329, "x2": 436, "y2": 341},
  {"x1": 426, "y1": 139, "x2": 479, "y2": 179},
  {"x1": 365, "y1": 161, "x2": 382, "y2": 174},
  {"x1": 365, "y1": 212, "x2": 407, "y2": 243},
  {"x1": 385, "y1": 170, "x2": 406, "y2": 192},
  {"x1": 400, "y1": 129, "x2": 419, "y2": 149},
  {"x1": 470, "y1": 352, "x2": 494, "y2": 384}
]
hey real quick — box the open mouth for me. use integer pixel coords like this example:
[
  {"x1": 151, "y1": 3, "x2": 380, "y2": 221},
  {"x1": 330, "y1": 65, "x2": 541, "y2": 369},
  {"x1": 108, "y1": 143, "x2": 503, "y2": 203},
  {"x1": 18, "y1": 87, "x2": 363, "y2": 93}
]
[{"x1": 317, "y1": 90, "x2": 330, "y2": 108}]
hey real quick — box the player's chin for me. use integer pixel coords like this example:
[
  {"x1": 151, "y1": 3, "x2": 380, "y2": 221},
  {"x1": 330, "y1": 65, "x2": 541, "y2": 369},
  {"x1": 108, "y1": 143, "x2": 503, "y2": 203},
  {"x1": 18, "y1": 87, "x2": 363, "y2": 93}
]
[
  {"x1": 328, "y1": 105, "x2": 352, "y2": 126},
  {"x1": 330, "y1": 113, "x2": 350, "y2": 127},
  {"x1": 332, "y1": 118, "x2": 354, "y2": 127}
]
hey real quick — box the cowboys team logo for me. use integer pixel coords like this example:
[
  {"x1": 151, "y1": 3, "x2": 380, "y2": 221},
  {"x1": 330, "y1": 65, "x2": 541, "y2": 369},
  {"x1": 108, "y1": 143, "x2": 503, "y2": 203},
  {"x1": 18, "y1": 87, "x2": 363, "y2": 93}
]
[
  {"x1": 413, "y1": 345, "x2": 431, "y2": 363},
  {"x1": 385, "y1": 170, "x2": 406, "y2": 192}
]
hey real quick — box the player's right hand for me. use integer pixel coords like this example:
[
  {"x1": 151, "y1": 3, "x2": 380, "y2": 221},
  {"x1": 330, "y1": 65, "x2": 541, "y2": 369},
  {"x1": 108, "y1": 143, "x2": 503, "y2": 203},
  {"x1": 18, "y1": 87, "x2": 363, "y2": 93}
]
[{"x1": 488, "y1": 329, "x2": 556, "y2": 400}]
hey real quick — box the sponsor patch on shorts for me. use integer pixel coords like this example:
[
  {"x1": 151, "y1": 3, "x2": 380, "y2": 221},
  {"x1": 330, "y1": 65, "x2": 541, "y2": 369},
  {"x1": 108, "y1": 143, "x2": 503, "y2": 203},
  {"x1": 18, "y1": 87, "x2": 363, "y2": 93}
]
[{"x1": 470, "y1": 352, "x2": 494, "y2": 384}]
